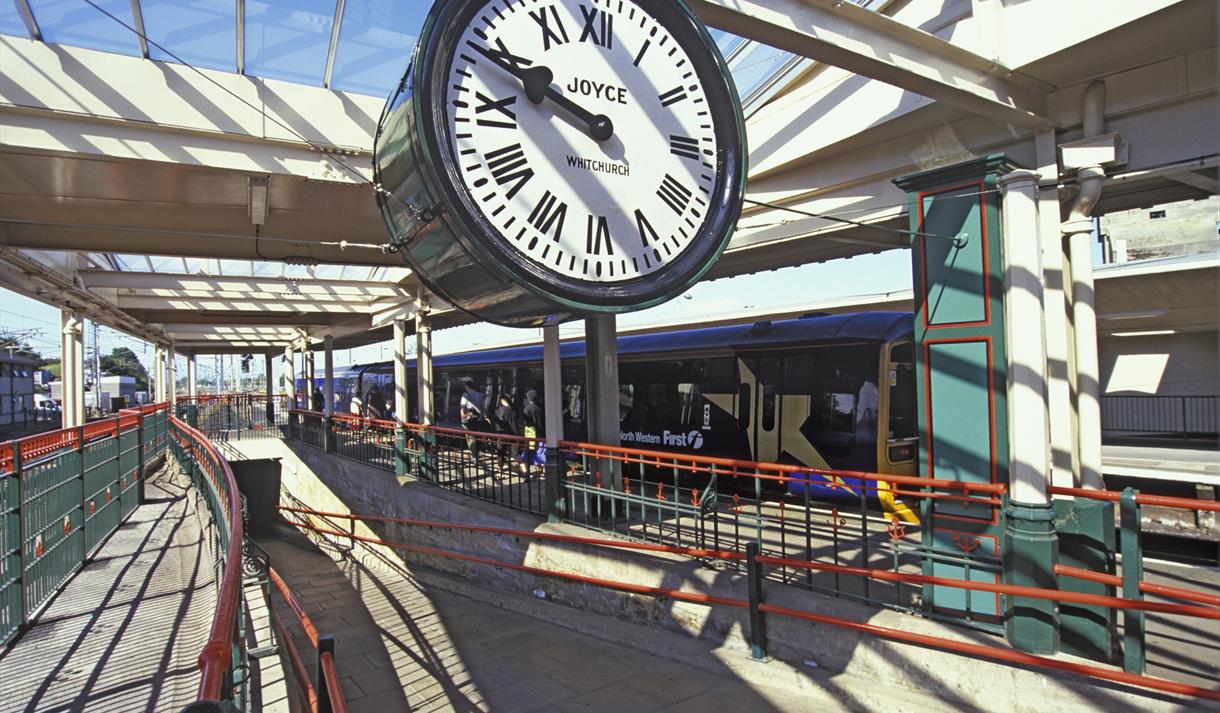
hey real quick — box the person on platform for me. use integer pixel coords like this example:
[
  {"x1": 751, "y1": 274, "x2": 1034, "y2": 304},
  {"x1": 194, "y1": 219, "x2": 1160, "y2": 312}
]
[
  {"x1": 311, "y1": 388, "x2": 325, "y2": 412},
  {"x1": 522, "y1": 388, "x2": 544, "y2": 473},
  {"x1": 349, "y1": 390, "x2": 363, "y2": 417},
  {"x1": 459, "y1": 378, "x2": 487, "y2": 462},
  {"x1": 366, "y1": 384, "x2": 386, "y2": 420},
  {"x1": 492, "y1": 393, "x2": 523, "y2": 474}
]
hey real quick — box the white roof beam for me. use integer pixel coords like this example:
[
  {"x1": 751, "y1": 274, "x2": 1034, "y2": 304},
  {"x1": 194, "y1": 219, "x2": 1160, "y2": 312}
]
[
  {"x1": 689, "y1": 0, "x2": 1050, "y2": 128},
  {"x1": 78, "y1": 270, "x2": 413, "y2": 296},
  {"x1": 111, "y1": 296, "x2": 379, "y2": 313}
]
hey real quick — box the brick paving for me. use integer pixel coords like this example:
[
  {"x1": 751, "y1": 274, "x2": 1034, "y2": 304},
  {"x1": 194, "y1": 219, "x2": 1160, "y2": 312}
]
[
  {"x1": 261, "y1": 534, "x2": 858, "y2": 713},
  {"x1": 0, "y1": 466, "x2": 213, "y2": 713}
]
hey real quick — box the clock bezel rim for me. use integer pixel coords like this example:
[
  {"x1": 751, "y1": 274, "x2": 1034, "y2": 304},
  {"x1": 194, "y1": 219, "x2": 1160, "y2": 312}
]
[{"x1": 410, "y1": 0, "x2": 747, "y2": 311}]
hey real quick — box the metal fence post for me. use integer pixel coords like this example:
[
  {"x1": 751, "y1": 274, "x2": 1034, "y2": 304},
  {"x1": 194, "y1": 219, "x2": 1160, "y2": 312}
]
[
  {"x1": 78, "y1": 425, "x2": 87, "y2": 560},
  {"x1": 394, "y1": 424, "x2": 408, "y2": 478},
  {"x1": 14, "y1": 444, "x2": 26, "y2": 630},
  {"x1": 323, "y1": 416, "x2": 335, "y2": 454},
  {"x1": 317, "y1": 634, "x2": 336, "y2": 713},
  {"x1": 746, "y1": 541, "x2": 767, "y2": 660},
  {"x1": 1119, "y1": 488, "x2": 1145, "y2": 675},
  {"x1": 136, "y1": 413, "x2": 147, "y2": 504}
]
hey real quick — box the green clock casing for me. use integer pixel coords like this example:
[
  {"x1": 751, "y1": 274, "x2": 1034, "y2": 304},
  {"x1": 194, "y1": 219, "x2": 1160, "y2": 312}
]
[{"x1": 374, "y1": 0, "x2": 747, "y2": 327}]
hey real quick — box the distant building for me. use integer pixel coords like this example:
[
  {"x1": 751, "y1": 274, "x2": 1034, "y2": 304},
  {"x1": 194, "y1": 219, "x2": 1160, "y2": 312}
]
[
  {"x1": 0, "y1": 353, "x2": 39, "y2": 427},
  {"x1": 50, "y1": 375, "x2": 139, "y2": 413},
  {"x1": 1100, "y1": 195, "x2": 1219, "y2": 263}
]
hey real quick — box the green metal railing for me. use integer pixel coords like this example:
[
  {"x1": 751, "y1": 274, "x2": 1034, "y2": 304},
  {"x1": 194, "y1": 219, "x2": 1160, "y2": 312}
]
[
  {"x1": 171, "y1": 415, "x2": 250, "y2": 711},
  {"x1": 176, "y1": 394, "x2": 291, "y2": 442},
  {"x1": 0, "y1": 403, "x2": 170, "y2": 646},
  {"x1": 283, "y1": 410, "x2": 1003, "y2": 622}
]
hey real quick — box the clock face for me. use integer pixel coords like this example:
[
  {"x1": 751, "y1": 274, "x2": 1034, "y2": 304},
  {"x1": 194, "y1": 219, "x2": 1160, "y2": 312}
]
[{"x1": 436, "y1": 0, "x2": 730, "y2": 285}]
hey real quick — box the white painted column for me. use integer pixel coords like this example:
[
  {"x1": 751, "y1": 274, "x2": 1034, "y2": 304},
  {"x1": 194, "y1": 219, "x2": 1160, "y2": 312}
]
[
  {"x1": 282, "y1": 345, "x2": 295, "y2": 405},
  {"x1": 999, "y1": 169, "x2": 1052, "y2": 506},
  {"x1": 61, "y1": 311, "x2": 84, "y2": 427},
  {"x1": 393, "y1": 319, "x2": 409, "y2": 422},
  {"x1": 167, "y1": 343, "x2": 177, "y2": 404},
  {"x1": 305, "y1": 348, "x2": 316, "y2": 402},
  {"x1": 1035, "y1": 131, "x2": 1077, "y2": 493},
  {"x1": 188, "y1": 354, "x2": 198, "y2": 399},
  {"x1": 152, "y1": 345, "x2": 162, "y2": 403},
  {"x1": 415, "y1": 301, "x2": 433, "y2": 426},
  {"x1": 323, "y1": 335, "x2": 335, "y2": 418},
  {"x1": 1067, "y1": 213, "x2": 1106, "y2": 491}
]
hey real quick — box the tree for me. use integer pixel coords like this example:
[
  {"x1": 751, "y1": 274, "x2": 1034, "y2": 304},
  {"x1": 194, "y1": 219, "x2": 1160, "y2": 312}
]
[{"x1": 100, "y1": 347, "x2": 150, "y2": 391}]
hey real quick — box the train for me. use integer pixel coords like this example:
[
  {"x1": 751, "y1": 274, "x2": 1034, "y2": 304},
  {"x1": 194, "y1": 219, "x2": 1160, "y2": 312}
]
[{"x1": 303, "y1": 311, "x2": 920, "y2": 521}]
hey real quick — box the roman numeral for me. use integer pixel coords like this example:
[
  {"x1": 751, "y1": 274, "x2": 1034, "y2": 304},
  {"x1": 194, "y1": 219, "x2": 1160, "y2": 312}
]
[
  {"x1": 468, "y1": 38, "x2": 533, "y2": 69},
  {"x1": 579, "y1": 5, "x2": 613, "y2": 49},
  {"x1": 635, "y1": 209, "x2": 660, "y2": 247},
  {"x1": 475, "y1": 92, "x2": 517, "y2": 129},
  {"x1": 669, "y1": 135, "x2": 700, "y2": 160},
  {"x1": 658, "y1": 86, "x2": 688, "y2": 107},
  {"x1": 586, "y1": 214, "x2": 613, "y2": 256},
  {"x1": 657, "y1": 174, "x2": 693, "y2": 216},
  {"x1": 529, "y1": 7, "x2": 570, "y2": 51},
  {"x1": 528, "y1": 190, "x2": 568, "y2": 240},
  {"x1": 485, "y1": 144, "x2": 533, "y2": 200}
]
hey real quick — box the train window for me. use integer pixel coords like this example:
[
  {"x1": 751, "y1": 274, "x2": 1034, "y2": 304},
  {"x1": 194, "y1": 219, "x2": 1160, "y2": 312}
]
[
  {"x1": 888, "y1": 343, "x2": 917, "y2": 442},
  {"x1": 762, "y1": 384, "x2": 776, "y2": 431},
  {"x1": 564, "y1": 384, "x2": 584, "y2": 423},
  {"x1": 737, "y1": 383, "x2": 751, "y2": 428},
  {"x1": 703, "y1": 358, "x2": 735, "y2": 392},
  {"x1": 783, "y1": 355, "x2": 814, "y2": 394},
  {"x1": 829, "y1": 392, "x2": 856, "y2": 434},
  {"x1": 618, "y1": 384, "x2": 635, "y2": 423},
  {"x1": 678, "y1": 382, "x2": 701, "y2": 426}
]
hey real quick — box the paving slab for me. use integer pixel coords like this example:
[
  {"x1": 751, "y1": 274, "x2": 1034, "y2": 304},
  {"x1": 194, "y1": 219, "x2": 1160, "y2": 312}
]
[
  {"x1": 0, "y1": 466, "x2": 213, "y2": 713},
  {"x1": 259, "y1": 533, "x2": 883, "y2": 713}
]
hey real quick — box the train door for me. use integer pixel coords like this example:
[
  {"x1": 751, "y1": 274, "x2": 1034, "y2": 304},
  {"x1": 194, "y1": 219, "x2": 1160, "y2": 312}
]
[{"x1": 738, "y1": 356, "x2": 781, "y2": 462}]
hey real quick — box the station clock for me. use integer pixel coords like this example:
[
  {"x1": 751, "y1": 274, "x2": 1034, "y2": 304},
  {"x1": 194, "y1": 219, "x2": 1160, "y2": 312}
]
[{"x1": 375, "y1": 0, "x2": 747, "y2": 326}]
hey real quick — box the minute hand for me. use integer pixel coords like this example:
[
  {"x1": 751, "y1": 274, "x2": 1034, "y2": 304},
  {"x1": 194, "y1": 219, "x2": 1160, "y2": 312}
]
[{"x1": 469, "y1": 42, "x2": 614, "y2": 143}]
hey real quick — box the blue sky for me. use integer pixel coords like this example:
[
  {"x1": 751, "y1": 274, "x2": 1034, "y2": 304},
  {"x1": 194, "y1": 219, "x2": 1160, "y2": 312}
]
[{"x1": 0, "y1": 249, "x2": 914, "y2": 380}]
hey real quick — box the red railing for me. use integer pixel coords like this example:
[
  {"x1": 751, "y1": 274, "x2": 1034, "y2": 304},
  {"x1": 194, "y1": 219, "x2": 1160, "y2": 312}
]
[
  {"x1": 170, "y1": 416, "x2": 246, "y2": 702},
  {"x1": 268, "y1": 567, "x2": 349, "y2": 713},
  {"x1": 279, "y1": 505, "x2": 1220, "y2": 702},
  {"x1": 1048, "y1": 485, "x2": 1220, "y2": 512}
]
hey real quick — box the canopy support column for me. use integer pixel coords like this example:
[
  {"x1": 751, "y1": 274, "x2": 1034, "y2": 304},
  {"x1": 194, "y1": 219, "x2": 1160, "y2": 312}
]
[{"x1": 61, "y1": 311, "x2": 84, "y2": 428}]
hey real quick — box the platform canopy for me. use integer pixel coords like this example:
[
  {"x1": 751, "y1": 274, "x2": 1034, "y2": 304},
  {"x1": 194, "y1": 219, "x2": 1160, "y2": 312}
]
[{"x1": 0, "y1": 0, "x2": 1216, "y2": 352}]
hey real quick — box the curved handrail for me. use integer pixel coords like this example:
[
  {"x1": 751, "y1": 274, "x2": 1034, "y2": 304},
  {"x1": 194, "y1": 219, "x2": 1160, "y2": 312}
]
[{"x1": 171, "y1": 415, "x2": 245, "y2": 701}]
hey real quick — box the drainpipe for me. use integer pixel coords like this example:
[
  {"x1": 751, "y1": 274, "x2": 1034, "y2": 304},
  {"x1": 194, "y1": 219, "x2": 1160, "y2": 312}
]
[{"x1": 1064, "y1": 81, "x2": 1107, "y2": 491}]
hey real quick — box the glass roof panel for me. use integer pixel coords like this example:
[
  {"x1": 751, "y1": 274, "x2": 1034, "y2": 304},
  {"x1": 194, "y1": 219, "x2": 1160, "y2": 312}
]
[
  {"x1": 728, "y1": 41, "x2": 796, "y2": 102},
  {"x1": 328, "y1": 0, "x2": 423, "y2": 96},
  {"x1": 708, "y1": 29, "x2": 747, "y2": 60},
  {"x1": 142, "y1": 0, "x2": 236, "y2": 72},
  {"x1": 220, "y1": 259, "x2": 254, "y2": 275},
  {"x1": 27, "y1": 0, "x2": 139, "y2": 56},
  {"x1": 252, "y1": 261, "x2": 281, "y2": 277},
  {"x1": 244, "y1": 0, "x2": 334, "y2": 86},
  {"x1": 1, "y1": 0, "x2": 30, "y2": 37}
]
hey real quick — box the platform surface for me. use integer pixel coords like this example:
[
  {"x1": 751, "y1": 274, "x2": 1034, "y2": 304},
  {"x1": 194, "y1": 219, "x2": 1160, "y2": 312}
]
[{"x1": 0, "y1": 467, "x2": 213, "y2": 713}]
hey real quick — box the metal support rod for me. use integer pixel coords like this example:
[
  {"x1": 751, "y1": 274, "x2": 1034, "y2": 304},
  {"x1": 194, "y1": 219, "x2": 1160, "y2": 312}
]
[
  {"x1": 543, "y1": 324, "x2": 564, "y2": 523},
  {"x1": 317, "y1": 634, "x2": 335, "y2": 713},
  {"x1": 746, "y1": 541, "x2": 767, "y2": 660},
  {"x1": 1119, "y1": 488, "x2": 1146, "y2": 674}
]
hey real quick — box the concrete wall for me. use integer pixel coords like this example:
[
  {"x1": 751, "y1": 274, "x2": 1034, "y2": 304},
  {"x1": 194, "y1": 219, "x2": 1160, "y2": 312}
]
[
  {"x1": 1100, "y1": 330, "x2": 1220, "y2": 396},
  {"x1": 1101, "y1": 196, "x2": 1220, "y2": 263},
  {"x1": 224, "y1": 438, "x2": 1196, "y2": 712}
]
